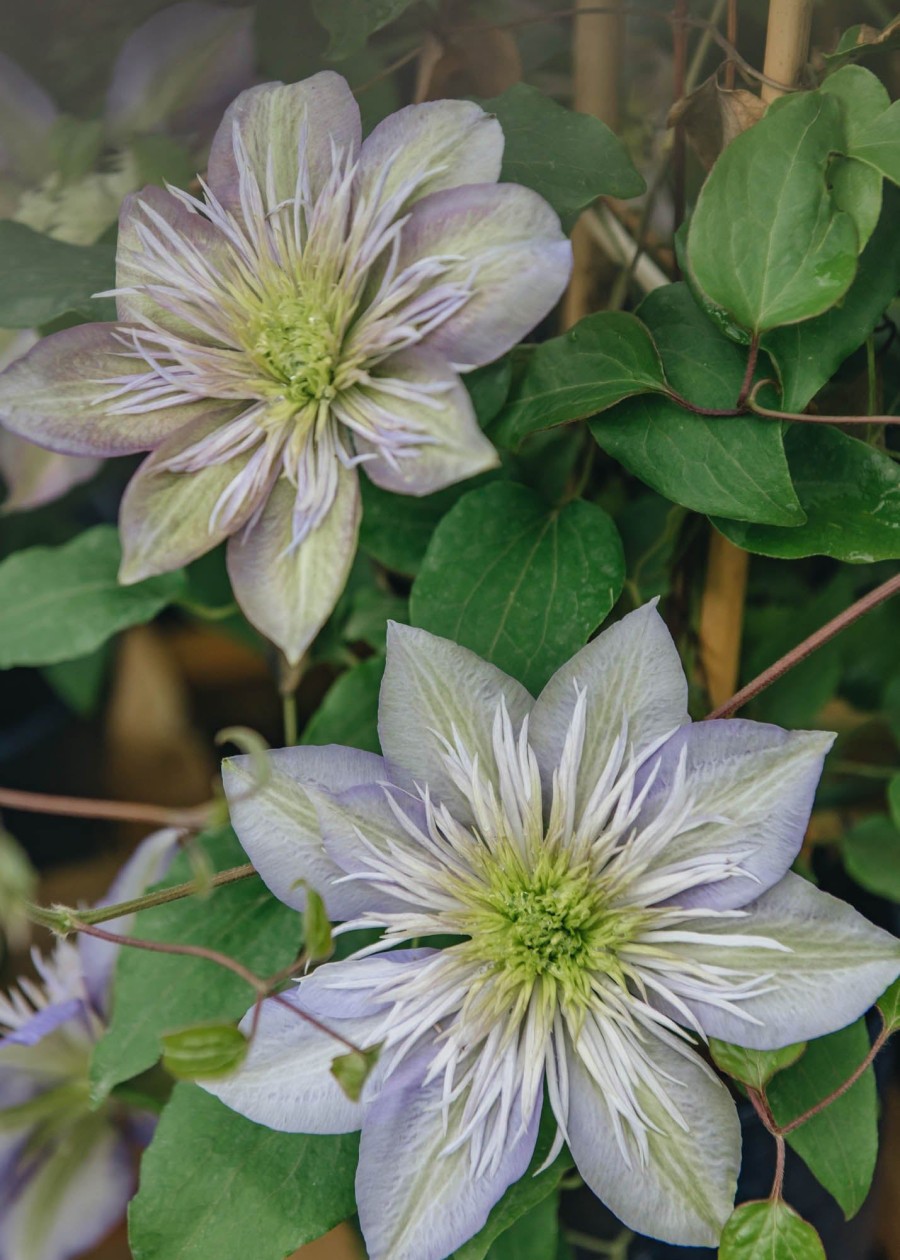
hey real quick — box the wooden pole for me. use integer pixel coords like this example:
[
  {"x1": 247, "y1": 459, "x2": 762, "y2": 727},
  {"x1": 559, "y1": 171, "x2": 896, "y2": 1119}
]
[{"x1": 697, "y1": 0, "x2": 813, "y2": 708}]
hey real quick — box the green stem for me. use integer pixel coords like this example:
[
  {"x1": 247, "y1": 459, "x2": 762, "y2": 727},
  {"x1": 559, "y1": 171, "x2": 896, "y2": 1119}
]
[{"x1": 282, "y1": 692, "x2": 299, "y2": 747}]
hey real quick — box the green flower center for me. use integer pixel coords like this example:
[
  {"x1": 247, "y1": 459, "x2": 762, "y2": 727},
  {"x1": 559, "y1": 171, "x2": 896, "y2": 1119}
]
[{"x1": 251, "y1": 293, "x2": 342, "y2": 406}]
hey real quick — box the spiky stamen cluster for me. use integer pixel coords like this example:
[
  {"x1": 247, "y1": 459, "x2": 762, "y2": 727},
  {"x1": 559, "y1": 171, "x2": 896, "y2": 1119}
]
[{"x1": 327, "y1": 691, "x2": 787, "y2": 1176}]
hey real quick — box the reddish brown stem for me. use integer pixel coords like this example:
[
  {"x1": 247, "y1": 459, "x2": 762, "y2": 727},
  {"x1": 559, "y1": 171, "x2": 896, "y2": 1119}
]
[
  {"x1": 0, "y1": 785, "x2": 211, "y2": 830},
  {"x1": 705, "y1": 572, "x2": 900, "y2": 719},
  {"x1": 779, "y1": 1026, "x2": 890, "y2": 1135},
  {"x1": 736, "y1": 336, "x2": 760, "y2": 408}
]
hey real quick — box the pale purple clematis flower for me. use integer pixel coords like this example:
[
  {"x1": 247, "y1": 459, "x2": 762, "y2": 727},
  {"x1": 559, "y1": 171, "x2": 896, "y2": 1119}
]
[
  {"x1": 206, "y1": 604, "x2": 900, "y2": 1259},
  {"x1": 0, "y1": 73, "x2": 571, "y2": 661},
  {"x1": 0, "y1": 829, "x2": 178, "y2": 1260},
  {"x1": 0, "y1": 3, "x2": 254, "y2": 513}
]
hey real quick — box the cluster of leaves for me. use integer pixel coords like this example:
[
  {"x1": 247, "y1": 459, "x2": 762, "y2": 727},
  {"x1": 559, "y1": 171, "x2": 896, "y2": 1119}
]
[{"x1": 2, "y1": 3, "x2": 900, "y2": 1260}]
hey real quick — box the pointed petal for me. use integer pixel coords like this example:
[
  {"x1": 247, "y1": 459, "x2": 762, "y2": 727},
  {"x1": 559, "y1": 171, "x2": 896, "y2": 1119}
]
[
  {"x1": 222, "y1": 744, "x2": 386, "y2": 919},
  {"x1": 0, "y1": 999, "x2": 85, "y2": 1049},
  {"x1": 0, "y1": 324, "x2": 203, "y2": 456},
  {"x1": 79, "y1": 828, "x2": 181, "y2": 1013},
  {"x1": 350, "y1": 349, "x2": 499, "y2": 495},
  {"x1": 227, "y1": 464, "x2": 361, "y2": 665},
  {"x1": 0, "y1": 50, "x2": 56, "y2": 184},
  {"x1": 357, "y1": 1048, "x2": 539, "y2": 1260},
  {"x1": 0, "y1": 1123, "x2": 133, "y2": 1260},
  {"x1": 379, "y1": 622, "x2": 533, "y2": 821},
  {"x1": 203, "y1": 953, "x2": 429, "y2": 1132},
  {"x1": 635, "y1": 720, "x2": 835, "y2": 911},
  {"x1": 397, "y1": 183, "x2": 572, "y2": 369},
  {"x1": 207, "y1": 74, "x2": 361, "y2": 215},
  {"x1": 118, "y1": 404, "x2": 263, "y2": 582},
  {"x1": 105, "y1": 2, "x2": 254, "y2": 141},
  {"x1": 566, "y1": 1033, "x2": 739, "y2": 1247},
  {"x1": 669, "y1": 873, "x2": 900, "y2": 1049},
  {"x1": 0, "y1": 429, "x2": 100, "y2": 512},
  {"x1": 529, "y1": 602, "x2": 689, "y2": 814},
  {"x1": 356, "y1": 100, "x2": 503, "y2": 214}
]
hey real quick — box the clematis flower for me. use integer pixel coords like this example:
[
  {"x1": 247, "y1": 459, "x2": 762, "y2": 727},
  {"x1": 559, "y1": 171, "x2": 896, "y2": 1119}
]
[
  {"x1": 206, "y1": 604, "x2": 900, "y2": 1259},
  {"x1": 0, "y1": 74, "x2": 571, "y2": 661},
  {"x1": 0, "y1": 830, "x2": 178, "y2": 1260},
  {"x1": 0, "y1": 2, "x2": 254, "y2": 512}
]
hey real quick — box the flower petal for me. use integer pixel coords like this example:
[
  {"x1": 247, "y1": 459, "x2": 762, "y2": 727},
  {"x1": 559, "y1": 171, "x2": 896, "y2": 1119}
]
[
  {"x1": 0, "y1": 999, "x2": 85, "y2": 1049},
  {"x1": 529, "y1": 602, "x2": 689, "y2": 815},
  {"x1": 0, "y1": 50, "x2": 56, "y2": 185},
  {"x1": 0, "y1": 1122, "x2": 133, "y2": 1260},
  {"x1": 349, "y1": 348, "x2": 499, "y2": 495},
  {"x1": 397, "y1": 183, "x2": 572, "y2": 369},
  {"x1": 357, "y1": 1047, "x2": 539, "y2": 1260},
  {"x1": 355, "y1": 100, "x2": 503, "y2": 215},
  {"x1": 207, "y1": 74, "x2": 361, "y2": 216},
  {"x1": 226, "y1": 464, "x2": 361, "y2": 665},
  {"x1": 0, "y1": 323, "x2": 205, "y2": 456},
  {"x1": 104, "y1": 2, "x2": 254, "y2": 142},
  {"x1": 222, "y1": 743, "x2": 386, "y2": 919},
  {"x1": 379, "y1": 622, "x2": 533, "y2": 822},
  {"x1": 669, "y1": 873, "x2": 900, "y2": 1049},
  {"x1": 79, "y1": 828, "x2": 181, "y2": 1013},
  {"x1": 118, "y1": 405, "x2": 263, "y2": 583},
  {"x1": 0, "y1": 430, "x2": 100, "y2": 512},
  {"x1": 634, "y1": 720, "x2": 835, "y2": 911},
  {"x1": 566, "y1": 1032, "x2": 739, "y2": 1247},
  {"x1": 203, "y1": 953, "x2": 429, "y2": 1132}
]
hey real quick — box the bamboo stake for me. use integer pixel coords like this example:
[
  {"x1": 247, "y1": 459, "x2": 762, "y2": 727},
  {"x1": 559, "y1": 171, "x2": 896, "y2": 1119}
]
[
  {"x1": 697, "y1": 0, "x2": 813, "y2": 708},
  {"x1": 562, "y1": 0, "x2": 622, "y2": 328}
]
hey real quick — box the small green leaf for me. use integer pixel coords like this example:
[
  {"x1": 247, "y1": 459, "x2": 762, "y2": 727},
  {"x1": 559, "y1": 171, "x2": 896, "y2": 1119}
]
[
  {"x1": 687, "y1": 92, "x2": 859, "y2": 333},
  {"x1": 301, "y1": 655, "x2": 384, "y2": 753},
  {"x1": 311, "y1": 0, "x2": 416, "y2": 58},
  {"x1": 591, "y1": 285, "x2": 803, "y2": 524},
  {"x1": 709, "y1": 1039, "x2": 807, "y2": 1090},
  {"x1": 0, "y1": 526, "x2": 186, "y2": 668},
  {"x1": 302, "y1": 885, "x2": 334, "y2": 963},
  {"x1": 161, "y1": 1024, "x2": 248, "y2": 1081},
  {"x1": 483, "y1": 1192, "x2": 560, "y2": 1260},
  {"x1": 0, "y1": 221, "x2": 115, "y2": 327},
  {"x1": 823, "y1": 15, "x2": 900, "y2": 68},
  {"x1": 877, "y1": 977, "x2": 900, "y2": 1032},
  {"x1": 478, "y1": 84, "x2": 644, "y2": 229},
  {"x1": 491, "y1": 312, "x2": 669, "y2": 449},
  {"x1": 713, "y1": 425, "x2": 900, "y2": 562},
  {"x1": 128, "y1": 1084, "x2": 359, "y2": 1260},
  {"x1": 330, "y1": 1044, "x2": 382, "y2": 1101},
  {"x1": 411, "y1": 482, "x2": 625, "y2": 695},
  {"x1": 719, "y1": 1200, "x2": 825, "y2": 1259},
  {"x1": 842, "y1": 814, "x2": 900, "y2": 901},
  {"x1": 767, "y1": 1019, "x2": 877, "y2": 1219}
]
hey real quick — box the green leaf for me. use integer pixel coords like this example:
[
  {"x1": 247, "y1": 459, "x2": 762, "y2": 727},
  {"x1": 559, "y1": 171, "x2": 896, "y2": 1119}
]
[
  {"x1": 851, "y1": 98, "x2": 900, "y2": 187},
  {"x1": 302, "y1": 884, "x2": 334, "y2": 962},
  {"x1": 889, "y1": 774, "x2": 900, "y2": 830},
  {"x1": 0, "y1": 526, "x2": 187, "y2": 668},
  {"x1": 410, "y1": 482, "x2": 625, "y2": 695},
  {"x1": 591, "y1": 285, "x2": 803, "y2": 524},
  {"x1": 709, "y1": 1039, "x2": 807, "y2": 1090},
  {"x1": 491, "y1": 312, "x2": 669, "y2": 449},
  {"x1": 360, "y1": 472, "x2": 499, "y2": 575},
  {"x1": 767, "y1": 1019, "x2": 877, "y2": 1219},
  {"x1": 761, "y1": 182, "x2": 900, "y2": 411},
  {"x1": 128, "y1": 1084, "x2": 358, "y2": 1260},
  {"x1": 41, "y1": 642, "x2": 110, "y2": 715},
  {"x1": 719, "y1": 1200, "x2": 825, "y2": 1259},
  {"x1": 686, "y1": 92, "x2": 859, "y2": 334},
  {"x1": 450, "y1": 1109, "x2": 571, "y2": 1260},
  {"x1": 712, "y1": 425, "x2": 900, "y2": 562},
  {"x1": 160, "y1": 1023, "x2": 248, "y2": 1081},
  {"x1": 91, "y1": 830, "x2": 302, "y2": 1102},
  {"x1": 302, "y1": 655, "x2": 384, "y2": 752},
  {"x1": 330, "y1": 1044, "x2": 382, "y2": 1101},
  {"x1": 478, "y1": 84, "x2": 644, "y2": 229},
  {"x1": 0, "y1": 221, "x2": 116, "y2": 327},
  {"x1": 877, "y1": 977, "x2": 900, "y2": 1032},
  {"x1": 310, "y1": 0, "x2": 416, "y2": 58},
  {"x1": 823, "y1": 16, "x2": 900, "y2": 68},
  {"x1": 842, "y1": 814, "x2": 900, "y2": 901},
  {"x1": 483, "y1": 1193, "x2": 560, "y2": 1260}
]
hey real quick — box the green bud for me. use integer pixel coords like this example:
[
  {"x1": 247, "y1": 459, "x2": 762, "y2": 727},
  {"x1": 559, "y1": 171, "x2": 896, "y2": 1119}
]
[
  {"x1": 709, "y1": 1038, "x2": 807, "y2": 1090},
  {"x1": 330, "y1": 1044, "x2": 382, "y2": 1102},
  {"x1": 161, "y1": 1023, "x2": 248, "y2": 1081}
]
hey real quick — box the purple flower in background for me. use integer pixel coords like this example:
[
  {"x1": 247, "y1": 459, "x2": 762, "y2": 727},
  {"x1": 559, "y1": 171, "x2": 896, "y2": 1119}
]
[
  {"x1": 0, "y1": 73, "x2": 571, "y2": 660},
  {"x1": 0, "y1": 830, "x2": 177, "y2": 1260},
  {"x1": 207, "y1": 604, "x2": 900, "y2": 1259},
  {"x1": 0, "y1": 2, "x2": 254, "y2": 513}
]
